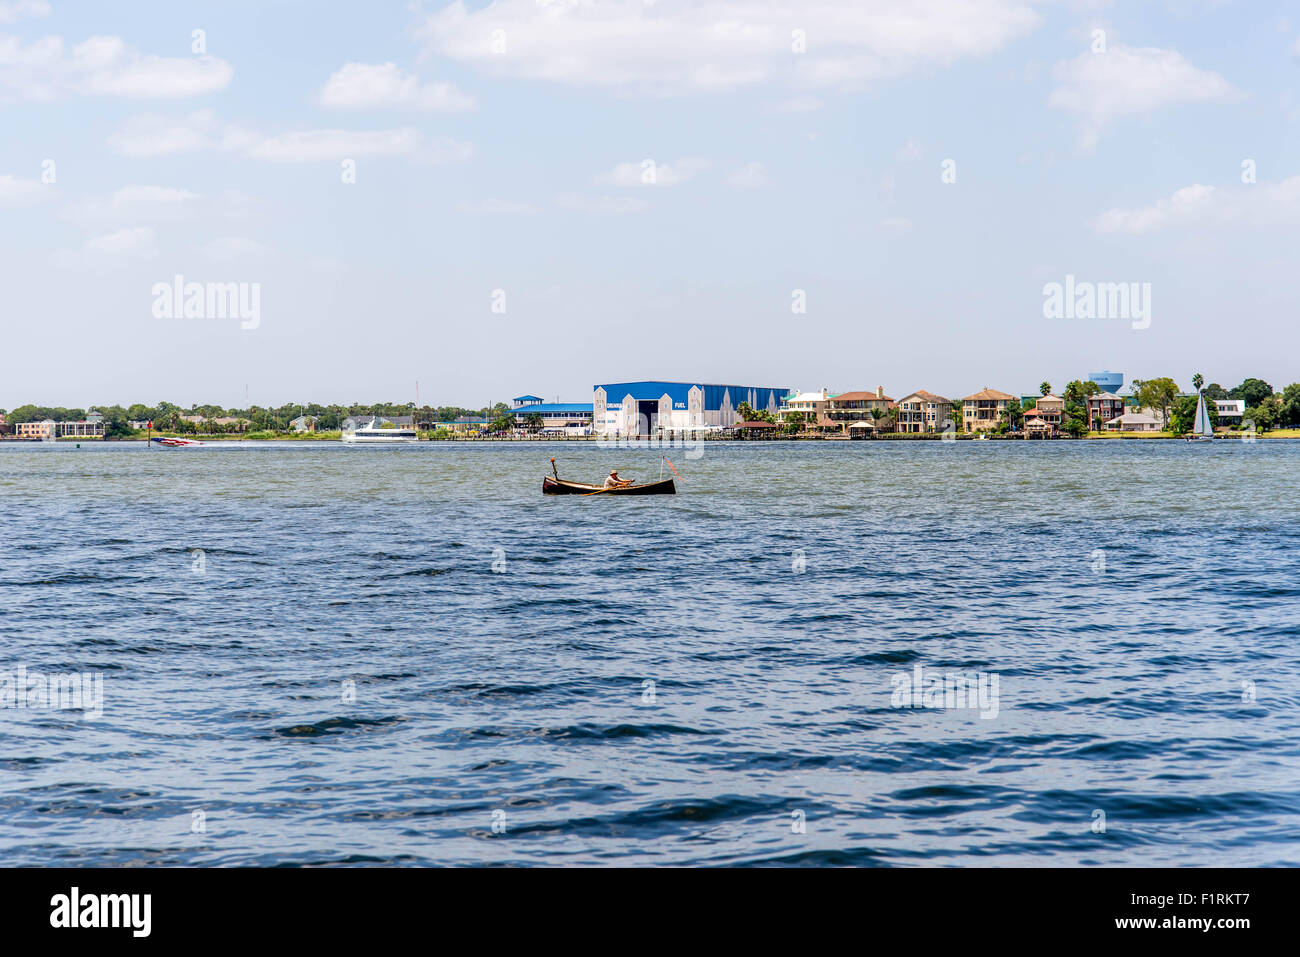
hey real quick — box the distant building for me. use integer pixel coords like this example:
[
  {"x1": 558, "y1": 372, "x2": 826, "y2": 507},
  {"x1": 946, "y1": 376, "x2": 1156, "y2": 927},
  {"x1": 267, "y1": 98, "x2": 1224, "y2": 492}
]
[
  {"x1": 1213, "y1": 399, "x2": 1245, "y2": 425},
  {"x1": 289, "y1": 415, "x2": 317, "y2": 432},
  {"x1": 895, "y1": 390, "x2": 953, "y2": 433},
  {"x1": 1024, "y1": 394, "x2": 1065, "y2": 435},
  {"x1": 826, "y1": 387, "x2": 893, "y2": 428},
  {"x1": 779, "y1": 389, "x2": 838, "y2": 429},
  {"x1": 56, "y1": 419, "x2": 105, "y2": 437},
  {"x1": 439, "y1": 417, "x2": 491, "y2": 433},
  {"x1": 1089, "y1": 371, "x2": 1124, "y2": 395},
  {"x1": 593, "y1": 381, "x2": 787, "y2": 436},
  {"x1": 15, "y1": 420, "x2": 55, "y2": 440},
  {"x1": 511, "y1": 401, "x2": 594, "y2": 435},
  {"x1": 1105, "y1": 412, "x2": 1160, "y2": 432},
  {"x1": 1086, "y1": 392, "x2": 1126, "y2": 431},
  {"x1": 961, "y1": 388, "x2": 1015, "y2": 432},
  {"x1": 512, "y1": 395, "x2": 544, "y2": 408}
]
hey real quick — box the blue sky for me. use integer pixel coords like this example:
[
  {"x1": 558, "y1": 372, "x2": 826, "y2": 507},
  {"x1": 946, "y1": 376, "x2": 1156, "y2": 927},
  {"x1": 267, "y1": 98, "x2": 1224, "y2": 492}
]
[{"x1": 2, "y1": 0, "x2": 1298, "y2": 409}]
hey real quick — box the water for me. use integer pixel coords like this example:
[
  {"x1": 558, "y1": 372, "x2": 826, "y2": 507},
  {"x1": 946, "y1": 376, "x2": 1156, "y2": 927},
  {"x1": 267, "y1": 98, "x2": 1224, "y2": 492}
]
[{"x1": 1, "y1": 440, "x2": 1297, "y2": 866}]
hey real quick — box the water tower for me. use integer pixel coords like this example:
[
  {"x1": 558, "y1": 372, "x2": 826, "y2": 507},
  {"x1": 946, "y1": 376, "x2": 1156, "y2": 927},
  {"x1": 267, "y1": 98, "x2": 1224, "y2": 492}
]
[{"x1": 1089, "y1": 371, "x2": 1123, "y2": 394}]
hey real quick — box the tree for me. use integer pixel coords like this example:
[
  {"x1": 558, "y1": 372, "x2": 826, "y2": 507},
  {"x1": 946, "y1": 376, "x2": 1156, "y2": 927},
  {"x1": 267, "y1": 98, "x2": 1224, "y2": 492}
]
[
  {"x1": 524, "y1": 413, "x2": 543, "y2": 432},
  {"x1": 1244, "y1": 401, "x2": 1276, "y2": 434},
  {"x1": 1192, "y1": 372, "x2": 1204, "y2": 392},
  {"x1": 1202, "y1": 382, "x2": 1229, "y2": 401},
  {"x1": 1278, "y1": 383, "x2": 1300, "y2": 428},
  {"x1": 1230, "y1": 377, "x2": 1273, "y2": 408},
  {"x1": 1133, "y1": 377, "x2": 1179, "y2": 430},
  {"x1": 1039, "y1": 382, "x2": 1052, "y2": 396},
  {"x1": 1001, "y1": 397, "x2": 1023, "y2": 432},
  {"x1": 783, "y1": 411, "x2": 808, "y2": 434},
  {"x1": 1063, "y1": 416, "x2": 1088, "y2": 439},
  {"x1": 1063, "y1": 379, "x2": 1099, "y2": 404}
]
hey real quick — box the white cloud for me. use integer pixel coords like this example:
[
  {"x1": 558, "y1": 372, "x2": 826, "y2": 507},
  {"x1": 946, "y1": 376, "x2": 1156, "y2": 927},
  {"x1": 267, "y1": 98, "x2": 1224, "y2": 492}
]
[
  {"x1": 107, "y1": 112, "x2": 473, "y2": 164},
  {"x1": 318, "y1": 62, "x2": 475, "y2": 111},
  {"x1": 244, "y1": 128, "x2": 421, "y2": 162},
  {"x1": 1048, "y1": 44, "x2": 1236, "y2": 148},
  {"x1": 0, "y1": 172, "x2": 48, "y2": 206},
  {"x1": 84, "y1": 226, "x2": 157, "y2": 259},
  {"x1": 107, "y1": 110, "x2": 228, "y2": 157},
  {"x1": 600, "y1": 157, "x2": 709, "y2": 187},
  {"x1": 725, "y1": 161, "x2": 768, "y2": 189},
  {"x1": 0, "y1": 34, "x2": 232, "y2": 102},
  {"x1": 1091, "y1": 177, "x2": 1300, "y2": 233},
  {"x1": 771, "y1": 95, "x2": 823, "y2": 112},
  {"x1": 203, "y1": 236, "x2": 271, "y2": 261},
  {"x1": 415, "y1": 0, "x2": 1042, "y2": 95},
  {"x1": 0, "y1": 1, "x2": 50, "y2": 24},
  {"x1": 554, "y1": 193, "x2": 648, "y2": 214},
  {"x1": 62, "y1": 184, "x2": 201, "y2": 227},
  {"x1": 458, "y1": 198, "x2": 539, "y2": 214}
]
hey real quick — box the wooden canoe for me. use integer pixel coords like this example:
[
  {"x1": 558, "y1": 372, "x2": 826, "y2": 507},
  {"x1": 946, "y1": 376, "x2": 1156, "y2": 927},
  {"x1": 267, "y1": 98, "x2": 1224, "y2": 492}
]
[{"x1": 542, "y1": 476, "x2": 675, "y2": 496}]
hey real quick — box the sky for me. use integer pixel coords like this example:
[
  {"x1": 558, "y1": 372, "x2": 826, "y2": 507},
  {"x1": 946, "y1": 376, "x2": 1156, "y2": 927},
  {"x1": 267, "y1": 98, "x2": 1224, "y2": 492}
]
[{"x1": 2, "y1": 0, "x2": 1298, "y2": 410}]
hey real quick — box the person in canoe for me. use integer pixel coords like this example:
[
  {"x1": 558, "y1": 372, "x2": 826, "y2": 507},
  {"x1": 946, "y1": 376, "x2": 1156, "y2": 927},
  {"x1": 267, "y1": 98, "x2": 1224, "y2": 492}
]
[{"x1": 604, "y1": 470, "x2": 633, "y2": 489}]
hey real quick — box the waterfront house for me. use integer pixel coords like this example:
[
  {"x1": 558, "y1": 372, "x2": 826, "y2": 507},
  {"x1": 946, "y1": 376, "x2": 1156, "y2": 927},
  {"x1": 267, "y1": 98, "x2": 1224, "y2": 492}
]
[
  {"x1": 55, "y1": 417, "x2": 105, "y2": 438},
  {"x1": 15, "y1": 420, "x2": 55, "y2": 440},
  {"x1": 1213, "y1": 399, "x2": 1245, "y2": 426},
  {"x1": 826, "y1": 387, "x2": 894, "y2": 430},
  {"x1": 1104, "y1": 412, "x2": 1160, "y2": 432},
  {"x1": 289, "y1": 415, "x2": 318, "y2": 433},
  {"x1": 895, "y1": 390, "x2": 953, "y2": 433},
  {"x1": 961, "y1": 388, "x2": 1015, "y2": 433},
  {"x1": 1024, "y1": 394, "x2": 1065, "y2": 434},
  {"x1": 1086, "y1": 391, "x2": 1126, "y2": 431},
  {"x1": 778, "y1": 389, "x2": 838, "y2": 429}
]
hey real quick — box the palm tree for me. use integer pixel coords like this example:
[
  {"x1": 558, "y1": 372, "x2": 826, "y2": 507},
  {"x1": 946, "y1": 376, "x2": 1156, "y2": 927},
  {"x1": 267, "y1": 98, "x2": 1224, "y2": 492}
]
[
  {"x1": 1039, "y1": 382, "x2": 1052, "y2": 396},
  {"x1": 1192, "y1": 373, "x2": 1204, "y2": 392}
]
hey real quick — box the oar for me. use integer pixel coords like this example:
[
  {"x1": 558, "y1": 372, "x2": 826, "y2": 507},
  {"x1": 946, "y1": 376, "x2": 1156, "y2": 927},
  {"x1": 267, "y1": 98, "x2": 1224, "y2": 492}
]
[{"x1": 582, "y1": 480, "x2": 634, "y2": 496}]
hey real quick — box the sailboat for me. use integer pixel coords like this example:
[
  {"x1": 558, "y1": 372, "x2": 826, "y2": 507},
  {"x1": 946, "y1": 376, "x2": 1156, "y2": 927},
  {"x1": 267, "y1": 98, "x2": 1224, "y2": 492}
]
[{"x1": 1186, "y1": 391, "x2": 1214, "y2": 442}]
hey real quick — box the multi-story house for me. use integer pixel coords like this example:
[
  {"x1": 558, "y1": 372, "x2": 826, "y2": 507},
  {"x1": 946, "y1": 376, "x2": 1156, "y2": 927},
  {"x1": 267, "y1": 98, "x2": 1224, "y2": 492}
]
[
  {"x1": 15, "y1": 420, "x2": 55, "y2": 439},
  {"x1": 895, "y1": 390, "x2": 953, "y2": 434},
  {"x1": 1024, "y1": 393, "x2": 1065, "y2": 435},
  {"x1": 1085, "y1": 391, "x2": 1126, "y2": 431},
  {"x1": 778, "y1": 389, "x2": 838, "y2": 429},
  {"x1": 1213, "y1": 399, "x2": 1245, "y2": 426},
  {"x1": 825, "y1": 387, "x2": 894, "y2": 431},
  {"x1": 961, "y1": 388, "x2": 1015, "y2": 432}
]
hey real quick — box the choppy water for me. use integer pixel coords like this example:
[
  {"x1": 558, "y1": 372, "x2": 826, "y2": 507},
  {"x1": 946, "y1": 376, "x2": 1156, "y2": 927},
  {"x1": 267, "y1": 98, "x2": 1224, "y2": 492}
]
[{"x1": 1, "y1": 439, "x2": 1298, "y2": 866}]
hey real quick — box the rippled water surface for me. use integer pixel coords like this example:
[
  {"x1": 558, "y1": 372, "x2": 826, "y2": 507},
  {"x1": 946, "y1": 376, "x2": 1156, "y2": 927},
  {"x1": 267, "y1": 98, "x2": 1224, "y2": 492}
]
[{"x1": 1, "y1": 440, "x2": 1298, "y2": 866}]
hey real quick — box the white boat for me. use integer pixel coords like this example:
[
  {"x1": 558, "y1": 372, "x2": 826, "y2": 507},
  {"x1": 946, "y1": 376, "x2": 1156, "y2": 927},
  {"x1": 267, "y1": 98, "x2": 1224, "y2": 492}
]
[
  {"x1": 341, "y1": 417, "x2": 417, "y2": 444},
  {"x1": 1186, "y1": 391, "x2": 1214, "y2": 442},
  {"x1": 150, "y1": 436, "x2": 204, "y2": 447}
]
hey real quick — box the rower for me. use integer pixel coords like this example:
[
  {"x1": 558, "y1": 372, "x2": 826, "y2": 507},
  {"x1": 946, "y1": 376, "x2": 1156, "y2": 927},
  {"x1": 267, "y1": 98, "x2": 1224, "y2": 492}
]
[{"x1": 604, "y1": 470, "x2": 632, "y2": 488}]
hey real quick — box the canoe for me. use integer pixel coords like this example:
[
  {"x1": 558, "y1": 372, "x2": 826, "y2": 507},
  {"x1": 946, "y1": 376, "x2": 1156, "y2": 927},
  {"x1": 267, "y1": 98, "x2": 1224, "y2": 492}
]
[{"x1": 543, "y1": 476, "x2": 675, "y2": 496}]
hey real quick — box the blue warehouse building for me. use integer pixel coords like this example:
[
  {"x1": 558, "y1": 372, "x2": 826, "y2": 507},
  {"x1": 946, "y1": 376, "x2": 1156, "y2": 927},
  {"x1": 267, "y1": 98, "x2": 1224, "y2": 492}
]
[{"x1": 593, "y1": 380, "x2": 788, "y2": 436}]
